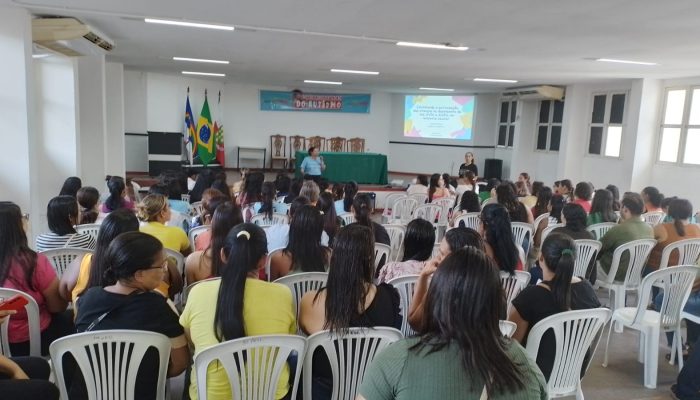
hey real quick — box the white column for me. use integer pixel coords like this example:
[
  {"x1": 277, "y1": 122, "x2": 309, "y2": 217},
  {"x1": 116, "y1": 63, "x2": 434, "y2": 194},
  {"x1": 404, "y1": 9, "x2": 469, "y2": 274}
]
[
  {"x1": 629, "y1": 79, "x2": 662, "y2": 191},
  {"x1": 75, "y1": 55, "x2": 107, "y2": 189},
  {"x1": 105, "y1": 62, "x2": 125, "y2": 177}
]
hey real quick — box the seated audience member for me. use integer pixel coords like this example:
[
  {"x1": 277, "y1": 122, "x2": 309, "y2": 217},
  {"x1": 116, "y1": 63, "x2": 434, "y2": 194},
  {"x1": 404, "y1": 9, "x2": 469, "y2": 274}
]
[
  {"x1": 671, "y1": 336, "x2": 700, "y2": 399},
  {"x1": 186, "y1": 169, "x2": 197, "y2": 192},
  {"x1": 496, "y1": 182, "x2": 534, "y2": 224},
  {"x1": 299, "y1": 180, "x2": 321, "y2": 206},
  {"x1": 299, "y1": 225, "x2": 401, "y2": 399},
  {"x1": 189, "y1": 169, "x2": 215, "y2": 204},
  {"x1": 317, "y1": 192, "x2": 341, "y2": 245},
  {"x1": 516, "y1": 181, "x2": 537, "y2": 209},
  {"x1": 549, "y1": 194, "x2": 566, "y2": 223},
  {"x1": 408, "y1": 228, "x2": 484, "y2": 331},
  {"x1": 558, "y1": 179, "x2": 574, "y2": 202},
  {"x1": 148, "y1": 184, "x2": 189, "y2": 231},
  {"x1": 0, "y1": 351, "x2": 59, "y2": 399},
  {"x1": 190, "y1": 188, "x2": 225, "y2": 229},
  {"x1": 427, "y1": 173, "x2": 450, "y2": 202},
  {"x1": 480, "y1": 203, "x2": 522, "y2": 273},
  {"x1": 266, "y1": 197, "x2": 329, "y2": 252},
  {"x1": 274, "y1": 174, "x2": 291, "y2": 200},
  {"x1": 572, "y1": 182, "x2": 593, "y2": 213},
  {"x1": 185, "y1": 202, "x2": 242, "y2": 285},
  {"x1": 137, "y1": 194, "x2": 190, "y2": 255},
  {"x1": 587, "y1": 189, "x2": 618, "y2": 225},
  {"x1": 450, "y1": 190, "x2": 481, "y2": 226},
  {"x1": 455, "y1": 171, "x2": 478, "y2": 195},
  {"x1": 210, "y1": 172, "x2": 232, "y2": 200},
  {"x1": 552, "y1": 204, "x2": 595, "y2": 241},
  {"x1": 60, "y1": 209, "x2": 141, "y2": 305},
  {"x1": 257, "y1": 181, "x2": 276, "y2": 219},
  {"x1": 509, "y1": 233, "x2": 600, "y2": 381},
  {"x1": 606, "y1": 184, "x2": 622, "y2": 211},
  {"x1": 284, "y1": 177, "x2": 303, "y2": 204},
  {"x1": 531, "y1": 181, "x2": 544, "y2": 197},
  {"x1": 340, "y1": 181, "x2": 359, "y2": 213},
  {"x1": 406, "y1": 174, "x2": 429, "y2": 196},
  {"x1": 351, "y1": 193, "x2": 391, "y2": 246},
  {"x1": 531, "y1": 186, "x2": 553, "y2": 247},
  {"x1": 1, "y1": 202, "x2": 72, "y2": 356},
  {"x1": 378, "y1": 219, "x2": 435, "y2": 283},
  {"x1": 269, "y1": 205, "x2": 330, "y2": 281},
  {"x1": 332, "y1": 183, "x2": 345, "y2": 215},
  {"x1": 442, "y1": 173, "x2": 457, "y2": 196},
  {"x1": 160, "y1": 173, "x2": 191, "y2": 214},
  {"x1": 660, "y1": 196, "x2": 678, "y2": 223},
  {"x1": 553, "y1": 180, "x2": 561, "y2": 195},
  {"x1": 597, "y1": 193, "x2": 654, "y2": 282},
  {"x1": 100, "y1": 175, "x2": 134, "y2": 213},
  {"x1": 181, "y1": 224, "x2": 295, "y2": 400},
  {"x1": 238, "y1": 171, "x2": 264, "y2": 209},
  {"x1": 193, "y1": 195, "x2": 235, "y2": 251},
  {"x1": 481, "y1": 178, "x2": 501, "y2": 204},
  {"x1": 359, "y1": 247, "x2": 547, "y2": 400},
  {"x1": 317, "y1": 177, "x2": 330, "y2": 194},
  {"x1": 74, "y1": 232, "x2": 189, "y2": 399},
  {"x1": 518, "y1": 172, "x2": 533, "y2": 193},
  {"x1": 36, "y1": 196, "x2": 96, "y2": 251},
  {"x1": 58, "y1": 176, "x2": 82, "y2": 198},
  {"x1": 642, "y1": 186, "x2": 664, "y2": 213},
  {"x1": 76, "y1": 186, "x2": 99, "y2": 225}
]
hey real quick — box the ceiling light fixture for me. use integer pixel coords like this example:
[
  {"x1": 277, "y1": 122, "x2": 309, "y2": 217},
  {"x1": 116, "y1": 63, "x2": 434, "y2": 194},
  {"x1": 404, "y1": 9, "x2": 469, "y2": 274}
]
[
  {"x1": 419, "y1": 87, "x2": 455, "y2": 92},
  {"x1": 32, "y1": 54, "x2": 51, "y2": 59},
  {"x1": 473, "y1": 78, "x2": 518, "y2": 83},
  {"x1": 182, "y1": 71, "x2": 226, "y2": 77},
  {"x1": 330, "y1": 69, "x2": 379, "y2": 75},
  {"x1": 173, "y1": 57, "x2": 230, "y2": 64},
  {"x1": 304, "y1": 80, "x2": 343, "y2": 85},
  {"x1": 595, "y1": 58, "x2": 657, "y2": 66},
  {"x1": 145, "y1": 18, "x2": 234, "y2": 31},
  {"x1": 397, "y1": 41, "x2": 468, "y2": 51}
]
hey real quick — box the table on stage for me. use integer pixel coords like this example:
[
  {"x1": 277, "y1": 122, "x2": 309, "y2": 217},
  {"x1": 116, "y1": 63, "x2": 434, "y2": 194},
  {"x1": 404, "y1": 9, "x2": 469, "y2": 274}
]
[{"x1": 294, "y1": 151, "x2": 388, "y2": 185}]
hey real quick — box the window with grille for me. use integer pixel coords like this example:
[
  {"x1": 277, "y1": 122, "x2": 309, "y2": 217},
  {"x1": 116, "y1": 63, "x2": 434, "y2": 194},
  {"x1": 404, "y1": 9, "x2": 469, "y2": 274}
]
[
  {"x1": 588, "y1": 92, "x2": 626, "y2": 157},
  {"x1": 658, "y1": 88, "x2": 700, "y2": 165},
  {"x1": 535, "y1": 100, "x2": 564, "y2": 152},
  {"x1": 497, "y1": 100, "x2": 517, "y2": 147}
]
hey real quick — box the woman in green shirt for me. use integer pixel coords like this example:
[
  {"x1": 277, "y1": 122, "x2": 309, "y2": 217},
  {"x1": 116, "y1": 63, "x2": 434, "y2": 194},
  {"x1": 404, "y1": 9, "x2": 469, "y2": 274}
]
[{"x1": 587, "y1": 189, "x2": 618, "y2": 226}]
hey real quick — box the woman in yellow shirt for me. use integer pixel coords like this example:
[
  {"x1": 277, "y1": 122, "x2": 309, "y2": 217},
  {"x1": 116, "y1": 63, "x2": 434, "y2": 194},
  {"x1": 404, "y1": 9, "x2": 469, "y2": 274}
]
[
  {"x1": 137, "y1": 194, "x2": 190, "y2": 254},
  {"x1": 180, "y1": 223, "x2": 296, "y2": 400}
]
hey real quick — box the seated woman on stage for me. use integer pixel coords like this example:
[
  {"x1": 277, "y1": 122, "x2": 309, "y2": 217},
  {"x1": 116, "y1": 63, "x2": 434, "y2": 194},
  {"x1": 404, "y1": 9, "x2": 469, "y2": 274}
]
[
  {"x1": 36, "y1": 195, "x2": 96, "y2": 252},
  {"x1": 300, "y1": 146, "x2": 326, "y2": 181},
  {"x1": 427, "y1": 173, "x2": 450, "y2": 202},
  {"x1": 378, "y1": 218, "x2": 435, "y2": 283}
]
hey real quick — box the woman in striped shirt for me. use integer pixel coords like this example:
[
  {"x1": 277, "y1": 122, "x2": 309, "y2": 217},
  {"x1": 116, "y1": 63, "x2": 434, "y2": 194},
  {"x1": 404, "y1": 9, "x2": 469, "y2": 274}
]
[{"x1": 35, "y1": 196, "x2": 95, "y2": 252}]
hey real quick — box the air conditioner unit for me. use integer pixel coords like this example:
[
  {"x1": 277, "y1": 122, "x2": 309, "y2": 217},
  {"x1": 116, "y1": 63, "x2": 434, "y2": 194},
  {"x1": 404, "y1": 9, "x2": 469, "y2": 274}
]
[
  {"x1": 501, "y1": 85, "x2": 564, "y2": 101},
  {"x1": 32, "y1": 17, "x2": 114, "y2": 57}
]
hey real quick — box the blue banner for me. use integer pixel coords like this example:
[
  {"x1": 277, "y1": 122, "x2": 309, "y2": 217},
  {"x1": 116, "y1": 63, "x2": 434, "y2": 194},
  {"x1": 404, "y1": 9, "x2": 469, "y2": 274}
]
[{"x1": 260, "y1": 90, "x2": 371, "y2": 113}]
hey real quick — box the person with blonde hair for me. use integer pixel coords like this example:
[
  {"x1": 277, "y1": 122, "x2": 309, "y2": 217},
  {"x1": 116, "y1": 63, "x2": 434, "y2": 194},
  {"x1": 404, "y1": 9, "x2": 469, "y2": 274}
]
[{"x1": 299, "y1": 180, "x2": 321, "y2": 205}]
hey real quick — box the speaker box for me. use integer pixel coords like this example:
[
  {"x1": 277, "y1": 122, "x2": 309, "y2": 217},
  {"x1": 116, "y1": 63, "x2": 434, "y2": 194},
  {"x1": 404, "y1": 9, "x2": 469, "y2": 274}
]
[{"x1": 483, "y1": 159, "x2": 503, "y2": 181}]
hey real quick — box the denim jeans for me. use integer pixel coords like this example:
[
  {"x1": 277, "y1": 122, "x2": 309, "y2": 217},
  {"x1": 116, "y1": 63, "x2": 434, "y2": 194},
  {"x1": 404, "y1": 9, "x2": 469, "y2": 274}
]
[
  {"x1": 676, "y1": 337, "x2": 700, "y2": 399},
  {"x1": 654, "y1": 290, "x2": 700, "y2": 346}
]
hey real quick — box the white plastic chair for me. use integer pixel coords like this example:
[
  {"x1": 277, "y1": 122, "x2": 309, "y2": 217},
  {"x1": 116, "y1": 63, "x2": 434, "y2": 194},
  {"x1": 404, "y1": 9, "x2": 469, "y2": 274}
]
[
  {"x1": 181, "y1": 194, "x2": 190, "y2": 203},
  {"x1": 587, "y1": 222, "x2": 617, "y2": 240},
  {"x1": 164, "y1": 248, "x2": 185, "y2": 278},
  {"x1": 603, "y1": 266, "x2": 698, "y2": 389},
  {"x1": 382, "y1": 193, "x2": 407, "y2": 221},
  {"x1": 251, "y1": 213, "x2": 289, "y2": 227},
  {"x1": 392, "y1": 198, "x2": 418, "y2": 224},
  {"x1": 541, "y1": 223, "x2": 564, "y2": 242},
  {"x1": 409, "y1": 193, "x2": 428, "y2": 205},
  {"x1": 0, "y1": 288, "x2": 41, "y2": 357},
  {"x1": 265, "y1": 248, "x2": 285, "y2": 282},
  {"x1": 574, "y1": 239, "x2": 602, "y2": 279},
  {"x1": 190, "y1": 201, "x2": 205, "y2": 217},
  {"x1": 387, "y1": 275, "x2": 419, "y2": 337},
  {"x1": 274, "y1": 272, "x2": 328, "y2": 334},
  {"x1": 413, "y1": 204, "x2": 442, "y2": 224},
  {"x1": 302, "y1": 327, "x2": 403, "y2": 400},
  {"x1": 527, "y1": 308, "x2": 612, "y2": 398},
  {"x1": 188, "y1": 224, "x2": 211, "y2": 252},
  {"x1": 431, "y1": 198, "x2": 454, "y2": 225},
  {"x1": 511, "y1": 222, "x2": 534, "y2": 255},
  {"x1": 383, "y1": 224, "x2": 406, "y2": 262},
  {"x1": 75, "y1": 223, "x2": 101, "y2": 243},
  {"x1": 500, "y1": 271, "x2": 530, "y2": 313},
  {"x1": 431, "y1": 243, "x2": 441, "y2": 259},
  {"x1": 533, "y1": 212, "x2": 550, "y2": 234},
  {"x1": 374, "y1": 243, "x2": 391, "y2": 270},
  {"x1": 131, "y1": 181, "x2": 144, "y2": 202},
  {"x1": 596, "y1": 239, "x2": 656, "y2": 331},
  {"x1": 453, "y1": 212, "x2": 481, "y2": 231},
  {"x1": 40, "y1": 248, "x2": 93, "y2": 279},
  {"x1": 499, "y1": 320, "x2": 517, "y2": 338},
  {"x1": 338, "y1": 212, "x2": 356, "y2": 226},
  {"x1": 548, "y1": 216, "x2": 560, "y2": 226},
  {"x1": 658, "y1": 238, "x2": 700, "y2": 270},
  {"x1": 194, "y1": 334, "x2": 306, "y2": 400},
  {"x1": 50, "y1": 330, "x2": 171, "y2": 400},
  {"x1": 642, "y1": 211, "x2": 666, "y2": 227}
]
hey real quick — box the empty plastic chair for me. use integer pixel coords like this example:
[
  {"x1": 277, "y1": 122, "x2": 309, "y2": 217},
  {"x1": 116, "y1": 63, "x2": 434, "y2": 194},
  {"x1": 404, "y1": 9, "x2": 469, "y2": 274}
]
[
  {"x1": 40, "y1": 248, "x2": 93, "y2": 279},
  {"x1": 573, "y1": 239, "x2": 602, "y2": 279}
]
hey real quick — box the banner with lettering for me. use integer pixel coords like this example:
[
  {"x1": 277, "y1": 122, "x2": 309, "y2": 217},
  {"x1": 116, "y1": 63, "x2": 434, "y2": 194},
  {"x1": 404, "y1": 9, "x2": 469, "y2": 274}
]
[{"x1": 260, "y1": 90, "x2": 371, "y2": 113}]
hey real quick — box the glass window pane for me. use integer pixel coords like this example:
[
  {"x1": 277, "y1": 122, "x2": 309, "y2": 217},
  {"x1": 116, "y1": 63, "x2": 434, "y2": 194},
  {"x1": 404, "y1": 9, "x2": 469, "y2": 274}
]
[
  {"x1": 592, "y1": 95, "x2": 606, "y2": 123},
  {"x1": 605, "y1": 126, "x2": 622, "y2": 157},
  {"x1": 536, "y1": 126, "x2": 548, "y2": 149},
  {"x1": 508, "y1": 125, "x2": 515, "y2": 147},
  {"x1": 500, "y1": 102, "x2": 509, "y2": 123},
  {"x1": 659, "y1": 127, "x2": 681, "y2": 162},
  {"x1": 609, "y1": 94, "x2": 626, "y2": 124},
  {"x1": 589, "y1": 127, "x2": 603, "y2": 154},
  {"x1": 688, "y1": 89, "x2": 700, "y2": 125},
  {"x1": 664, "y1": 90, "x2": 686, "y2": 125},
  {"x1": 550, "y1": 126, "x2": 561, "y2": 151},
  {"x1": 539, "y1": 101, "x2": 550, "y2": 123},
  {"x1": 510, "y1": 101, "x2": 517, "y2": 122},
  {"x1": 553, "y1": 101, "x2": 564, "y2": 123},
  {"x1": 683, "y1": 128, "x2": 700, "y2": 164},
  {"x1": 498, "y1": 125, "x2": 507, "y2": 145}
]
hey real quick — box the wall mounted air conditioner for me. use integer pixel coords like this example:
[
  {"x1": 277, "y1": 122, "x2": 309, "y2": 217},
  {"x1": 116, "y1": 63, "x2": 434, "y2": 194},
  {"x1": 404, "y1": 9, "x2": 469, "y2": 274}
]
[
  {"x1": 32, "y1": 17, "x2": 114, "y2": 57},
  {"x1": 501, "y1": 85, "x2": 564, "y2": 101}
]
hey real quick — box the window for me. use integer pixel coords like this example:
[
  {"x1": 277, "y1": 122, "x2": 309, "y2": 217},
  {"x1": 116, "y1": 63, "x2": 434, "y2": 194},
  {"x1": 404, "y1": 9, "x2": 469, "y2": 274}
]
[
  {"x1": 658, "y1": 88, "x2": 700, "y2": 165},
  {"x1": 536, "y1": 100, "x2": 564, "y2": 151},
  {"x1": 588, "y1": 92, "x2": 626, "y2": 157},
  {"x1": 497, "y1": 100, "x2": 517, "y2": 147}
]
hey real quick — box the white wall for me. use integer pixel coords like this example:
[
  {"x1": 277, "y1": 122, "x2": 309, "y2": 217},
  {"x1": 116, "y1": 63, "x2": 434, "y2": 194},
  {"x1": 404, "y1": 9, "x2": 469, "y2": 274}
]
[
  {"x1": 75, "y1": 56, "x2": 107, "y2": 189},
  {"x1": 105, "y1": 62, "x2": 125, "y2": 177},
  {"x1": 124, "y1": 70, "x2": 148, "y2": 172}
]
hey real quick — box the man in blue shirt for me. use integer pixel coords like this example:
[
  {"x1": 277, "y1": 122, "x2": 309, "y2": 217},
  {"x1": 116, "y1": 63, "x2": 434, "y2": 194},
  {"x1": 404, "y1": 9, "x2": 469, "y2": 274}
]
[{"x1": 300, "y1": 146, "x2": 325, "y2": 182}]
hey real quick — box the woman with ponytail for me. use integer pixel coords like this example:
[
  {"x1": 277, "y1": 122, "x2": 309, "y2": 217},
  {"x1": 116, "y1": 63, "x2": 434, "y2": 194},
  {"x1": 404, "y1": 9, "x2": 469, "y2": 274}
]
[
  {"x1": 647, "y1": 199, "x2": 700, "y2": 272},
  {"x1": 100, "y1": 176, "x2": 134, "y2": 213},
  {"x1": 351, "y1": 193, "x2": 390, "y2": 246},
  {"x1": 509, "y1": 233, "x2": 600, "y2": 380},
  {"x1": 342, "y1": 181, "x2": 358, "y2": 212},
  {"x1": 180, "y1": 223, "x2": 295, "y2": 400},
  {"x1": 480, "y1": 203, "x2": 522, "y2": 273}
]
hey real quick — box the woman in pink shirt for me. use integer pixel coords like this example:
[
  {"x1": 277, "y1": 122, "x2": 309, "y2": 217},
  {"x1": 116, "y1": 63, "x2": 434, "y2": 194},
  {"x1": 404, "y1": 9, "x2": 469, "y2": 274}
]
[
  {"x1": 572, "y1": 182, "x2": 593, "y2": 213},
  {"x1": 378, "y1": 219, "x2": 435, "y2": 283}
]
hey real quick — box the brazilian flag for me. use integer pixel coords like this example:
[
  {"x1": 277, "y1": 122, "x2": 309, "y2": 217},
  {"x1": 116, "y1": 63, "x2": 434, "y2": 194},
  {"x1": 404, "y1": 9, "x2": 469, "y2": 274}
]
[{"x1": 196, "y1": 94, "x2": 215, "y2": 166}]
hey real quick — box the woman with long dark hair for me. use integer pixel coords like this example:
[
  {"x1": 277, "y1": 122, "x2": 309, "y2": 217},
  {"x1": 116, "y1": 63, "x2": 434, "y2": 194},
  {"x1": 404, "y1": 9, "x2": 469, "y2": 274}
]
[
  {"x1": 377, "y1": 218, "x2": 435, "y2": 283},
  {"x1": 359, "y1": 247, "x2": 547, "y2": 399},
  {"x1": 606, "y1": 184, "x2": 621, "y2": 211},
  {"x1": 352, "y1": 193, "x2": 390, "y2": 245},
  {"x1": 300, "y1": 224, "x2": 401, "y2": 398},
  {"x1": 317, "y1": 192, "x2": 341, "y2": 245},
  {"x1": 509, "y1": 233, "x2": 600, "y2": 380},
  {"x1": 532, "y1": 186, "x2": 553, "y2": 219},
  {"x1": 552, "y1": 203, "x2": 595, "y2": 241},
  {"x1": 427, "y1": 173, "x2": 449, "y2": 203},
  {"x1": 189, "y1": 169, "x2": 215, "y2": 203},
  {"x1": 0, "y1": 202, "x2": 71, "y2": 356},
  {"x1": 181, "y1": 223, "x2": 295, "y2": 400},
  {"x1": 587, "y1": 189, "x2": 617, "y2": 225},
  {"x1": 101, "y1": 175, "x2": 133, "y2": 213},
  {"x1": 269, "y1": 205, "x2": 330, "y2": 281},
  {"x1": 342, "y1": 181, "x2": 358, "y2": 212},
  {"x1": 480, "y1": 203, "x2": 521, "y2": 273},
  {"x1": 36, "y1": 196, "x2": 95, "y2": 252},
  {"x1": 257, "y1": 181, "x2": 276, "y2": 219},
  {"x1": 58, "y1": 176, "x2": 82, "y2": 198},
  {"x1": 76, "y1": 186, "x2": 99, "y2": 224},
  {"x1": 548, "y1": 194, "x2": 566, "y2": 223},
  {"x1": 496, "y1": 182, "x2": 533, "y2": 224},
  {"x1": 450, "y1": 190, "x2": 481, "y2": 227}
]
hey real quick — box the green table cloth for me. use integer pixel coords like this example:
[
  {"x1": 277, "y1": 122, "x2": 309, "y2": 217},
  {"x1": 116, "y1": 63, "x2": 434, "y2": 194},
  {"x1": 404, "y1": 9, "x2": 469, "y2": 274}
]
[{"x1": 295, "y1": 151, "x2": 388, "y2": 185}]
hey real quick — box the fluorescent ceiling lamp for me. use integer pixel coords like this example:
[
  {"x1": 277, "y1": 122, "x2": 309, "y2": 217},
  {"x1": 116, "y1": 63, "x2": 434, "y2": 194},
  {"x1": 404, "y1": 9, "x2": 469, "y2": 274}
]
[
  {"x1": 304, "y1": 80, "x2": 343, "y2": 85},
  {"x1": 419, "y1": 87, "x2": 454, "y2": 92},
  {"x1": 330, "y1": 69, "x2": 379, "y2": 75},
  {"x1": 182, "y1": 71, "x2": 226, "y2": 77},
  {"x1": 32, "y1": 54, "x2": 51, "y2": 59},
  {"x1": 596, "y1": 58, "x2": 657, "y2": 66},
  {"x1": 145, "y1": 18, "x2": 234, "y2": 31},
  {"x1": 173, "y1": 57, "x2": 230, "y2": 64},
  {"x1": 397, "y1": 41, "x2": 468, "y2": 51},
  {"x1": 473, "y1": 78, "x2": 518, "y2": 83}
]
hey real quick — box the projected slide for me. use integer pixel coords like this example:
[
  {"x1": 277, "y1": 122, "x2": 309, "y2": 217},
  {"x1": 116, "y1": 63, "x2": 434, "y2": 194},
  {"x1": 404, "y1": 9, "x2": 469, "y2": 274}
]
[{"x1": 404, "y1": 95, "x2": 475, "y2": 140}]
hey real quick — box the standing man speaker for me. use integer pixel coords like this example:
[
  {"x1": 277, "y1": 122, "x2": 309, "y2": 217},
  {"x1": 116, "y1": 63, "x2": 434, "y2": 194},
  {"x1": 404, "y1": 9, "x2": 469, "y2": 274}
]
[{"x1": 300, "y1": 146, "x2": 325, "y2": 183}]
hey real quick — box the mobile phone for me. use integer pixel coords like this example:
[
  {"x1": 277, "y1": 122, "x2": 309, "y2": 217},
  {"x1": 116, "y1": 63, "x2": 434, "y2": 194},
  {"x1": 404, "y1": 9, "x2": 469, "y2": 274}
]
[{"x1": 0, "y1": 295, "x2": 28, "y2": 312}]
